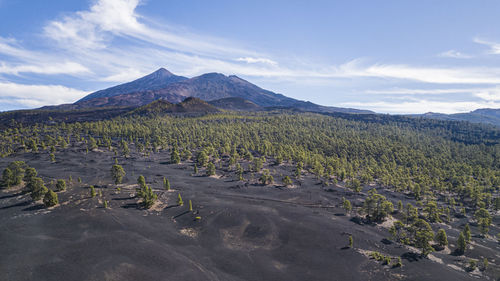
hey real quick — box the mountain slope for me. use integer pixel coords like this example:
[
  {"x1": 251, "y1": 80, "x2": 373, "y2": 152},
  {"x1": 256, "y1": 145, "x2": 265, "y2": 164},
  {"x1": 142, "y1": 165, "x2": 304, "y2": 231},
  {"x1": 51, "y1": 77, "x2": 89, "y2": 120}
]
[
  {"x1": 208, "y1": 97, "x2": 261, "y2": 111},
  {"x1": 129, "y1": 97, "x2": 219, "y2": 115},
  {"x1": 77, "y1": 68, "x2": 188, "y2": 102},
  {"x1": 421, "y1": 108, "x2": 500, "y2": 127}
]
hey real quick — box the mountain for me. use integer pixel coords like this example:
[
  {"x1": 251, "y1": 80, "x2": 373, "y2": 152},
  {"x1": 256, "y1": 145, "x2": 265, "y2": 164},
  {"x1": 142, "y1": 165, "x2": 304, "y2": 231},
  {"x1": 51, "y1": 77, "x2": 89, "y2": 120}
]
[
  {"x1": 75, "y1": 68, "x2": 372, "y2": 114},
  {"x1": 420, "y1": 108, "x2": 500, "y2": 127},
  {"x1": 208, "y1": 97, "x2": 261, "y2": 111},
  {"x1": 77, "y1": 68, "x2": 188, "y2": 102},
  {"x1": 129, "y1": 97, "x2": 219, "y2": 115}
]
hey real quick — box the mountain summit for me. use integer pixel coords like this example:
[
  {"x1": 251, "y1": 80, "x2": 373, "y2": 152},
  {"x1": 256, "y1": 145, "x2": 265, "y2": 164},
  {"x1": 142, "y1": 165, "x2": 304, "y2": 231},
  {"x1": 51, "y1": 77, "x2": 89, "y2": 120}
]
[{"x1": 77, "y1": 68, "x2": 188, "y2": 102}]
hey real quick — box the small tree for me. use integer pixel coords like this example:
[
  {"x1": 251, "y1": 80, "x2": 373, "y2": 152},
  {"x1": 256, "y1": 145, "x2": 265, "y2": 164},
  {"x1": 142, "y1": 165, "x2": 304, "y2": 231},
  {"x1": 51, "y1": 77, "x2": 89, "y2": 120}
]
[
  {"x1": 1, "y1": 167, "x2": 14, "y2": 188},
  {"x1": 90, "y1": 185, "x2": 96, "y2": 197},
  {"x1": 43, "y1": 189, "x2": 58, "y2": 207},
  {"x1": 197, "y1": 151, "x2": 208, "y2": 167},
  {"x1": 7, "y1": 161, "x2": 26, "y2": 186},
  {"x1": 194, "y1": 164, "x2": 198, "y2": 174},
  {"x1": 474, "y1": 208, "x2": 492, "y2": 235},
  {"x1": 177, "y1": 193, "x2": 184, "y2": 206},
  {"x1": 412, "y1": 219, "x2": 434, "y2": 256},
  {"x1": 342, "y1": 197, "x2": 352, "y2": 214},
  {"x1": 457, "y1": 232, "x2": 467, "y2": 254},
  {"x1": 435, "y1": 229, "x2": 448, "y2": 248},
  {"x1": 236, "y1": 163, "x2": 244, "y2": 181},
  {"x1": 49, "y1": 153, "x2": 56, "y2": 162},
  {"x1": 56, "y1": 179, "x2": 66, "y2": 191},
  {"x1": 259, "y1": 169, "x2": 274, "y2": 185},
  {"x1": 464, "y1": 224, "x2": 471, "y2": 243},
  {"x1": 137, "y1": 175, "x2": 146, "y2": 188},
  {"x1": 282, "y1": 176, "x2": 293, "y2": 186},
  {"x1": 348, "y1": 235, "x2": 353, "y2": 248},
  {"x1": 24, "y1": 167, "x2": 37, "y2": 183},
  {"x1": 29, "y1": 177, "x2": 48, "y2": 201},
  {"x1": 171, "y1": 149, "x2": 180, "y2": 164},
  {"x1": 163, "y1": 177, "x2": 170, "y2": 190},
  {"x1": 189, "y1": 200, "x2": 193, "y2": 211},
  {"x1": 206, "y1": 162, "x2": 216, "y2": 176},
  {"x1": 111, "y1": 164, "x2": 126, "y2": 184},
  {"x1": 363, "y1": 189, "x2": 393, "y2": 222}
]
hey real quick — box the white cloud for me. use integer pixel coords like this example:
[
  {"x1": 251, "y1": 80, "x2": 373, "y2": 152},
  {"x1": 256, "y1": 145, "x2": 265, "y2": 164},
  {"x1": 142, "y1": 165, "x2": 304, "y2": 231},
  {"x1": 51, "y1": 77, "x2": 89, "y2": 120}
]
[
  {"x1": 236, "y1": 57, "x2": 278, "y2": 65},
  {"x1": 438, "y1": 49, "x2": 473, "y2": 59},
  {"x1": 0, "y1": 82, "x2": 88, "y2": 108}
]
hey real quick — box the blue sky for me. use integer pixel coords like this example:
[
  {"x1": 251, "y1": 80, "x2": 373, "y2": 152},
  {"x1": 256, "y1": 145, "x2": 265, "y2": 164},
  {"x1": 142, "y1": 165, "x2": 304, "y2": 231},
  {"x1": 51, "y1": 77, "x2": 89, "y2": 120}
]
[{"x1": 1, "y1": 0, "x2": 500, "y2": 113}]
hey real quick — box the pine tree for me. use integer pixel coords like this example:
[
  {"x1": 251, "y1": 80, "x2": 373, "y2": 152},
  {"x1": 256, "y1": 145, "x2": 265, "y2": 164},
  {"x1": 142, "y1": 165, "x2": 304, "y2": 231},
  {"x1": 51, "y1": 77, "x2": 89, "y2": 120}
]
[
  {"x1": 163, "y1": 177, "x2": 170, "y2": 190},
  {"x1": 111, "y1": 164, "x2": 126, "y2": 184},
  {"x1": 171, "y1": 149, "x2": 180, "y2": 164},
  {"x1": 56, "y1": 179, "x2": 66, "y2": 191},
  {"x1": 30, "y1": 177, "x2": 48, "y2": 201},
  {"x1": 189, "y1": 200, "x2": 193, "y2": 211},
  {"x1": 348, "y1": 235, "x2": 353, "y2": 248},
  {"x1": 457, "y1": 232, "x2": 467, "y2": 254},
  {"x1": 464, "y1": 224, "x2": 471, "y2": 243},
  {"x1": 342, "y1": 197, "x2": 352, "y2": 214},
  {"x1": 177, "y1": 193, "x2": 184, "y2": 206},
  {"x1": 435, "y1": 229, "x2": 448, "y2": 248},
  {"x1": 282, "y1": 176, "x2": 293, "y2": 186},
  {"x1": 90, "y1": 185, "x2": 96, "y2": 197},
  {"x1": 206, "y1": 162, "x2": 216, "y2": 176},
  {"x1": 43, "y1": 189, "x2": 58, "y2": 207},
  {"x1": 1, "y1": 167, "x2": 13, "y2": 188}
]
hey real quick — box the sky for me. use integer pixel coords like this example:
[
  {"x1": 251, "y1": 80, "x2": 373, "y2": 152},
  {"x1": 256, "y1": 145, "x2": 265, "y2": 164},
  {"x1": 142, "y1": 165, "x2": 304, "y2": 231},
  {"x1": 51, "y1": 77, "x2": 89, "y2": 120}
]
[{"x1": 1, "y1": 0, "x2": 500, "y2": 113}]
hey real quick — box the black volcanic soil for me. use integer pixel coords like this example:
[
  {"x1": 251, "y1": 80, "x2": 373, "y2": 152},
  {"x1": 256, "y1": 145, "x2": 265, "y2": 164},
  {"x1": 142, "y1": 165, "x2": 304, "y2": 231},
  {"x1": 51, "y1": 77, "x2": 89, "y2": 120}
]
[{"x1": 0, "y1": 147, "x2": 498, "y2": 280}]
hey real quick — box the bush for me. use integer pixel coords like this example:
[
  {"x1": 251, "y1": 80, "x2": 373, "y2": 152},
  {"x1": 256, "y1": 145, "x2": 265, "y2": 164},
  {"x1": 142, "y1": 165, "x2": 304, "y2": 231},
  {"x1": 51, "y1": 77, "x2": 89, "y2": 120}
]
[{"x1": 43, "y1": 190, "x2": 58, "y2": 207}]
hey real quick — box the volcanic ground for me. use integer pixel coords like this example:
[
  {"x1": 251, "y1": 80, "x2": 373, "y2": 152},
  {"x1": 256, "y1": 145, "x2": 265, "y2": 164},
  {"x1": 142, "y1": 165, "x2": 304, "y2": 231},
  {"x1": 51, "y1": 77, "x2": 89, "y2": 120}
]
[{"x1": 0, "y1": 145, "x2": 499, "y2": 281}]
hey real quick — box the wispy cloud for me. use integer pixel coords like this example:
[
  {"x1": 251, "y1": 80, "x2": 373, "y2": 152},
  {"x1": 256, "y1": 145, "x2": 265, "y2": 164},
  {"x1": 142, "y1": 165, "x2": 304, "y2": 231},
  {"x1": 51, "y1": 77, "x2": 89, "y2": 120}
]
[
  {"x1": 236, "y1": 57, "x2": 278, "y2": 65},
  {"x1": 438, "y1": 49, "x2": 473, "y2": 59},
  {"x1": 474, "y1": 37, "x2": 500, "y2": 54}
]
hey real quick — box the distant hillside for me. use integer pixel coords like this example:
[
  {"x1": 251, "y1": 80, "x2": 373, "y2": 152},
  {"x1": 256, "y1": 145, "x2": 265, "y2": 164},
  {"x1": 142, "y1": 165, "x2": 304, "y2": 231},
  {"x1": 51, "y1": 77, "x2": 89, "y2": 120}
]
[
  {"x1": 420, "y1": 108, "x2": 500, "y2": 127},
  {"x1": 74, "y1": 68, "x2": 372, "y2": 114},
  {"x1": 208, "y1": 97, "x2": 261, "y2": 111},
  {"x1": 129, "y1": 97, "x2": 219, "y2": 115},
  {"x1": 77, "y1": 68, "x2": 188, "y2": 102}
]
